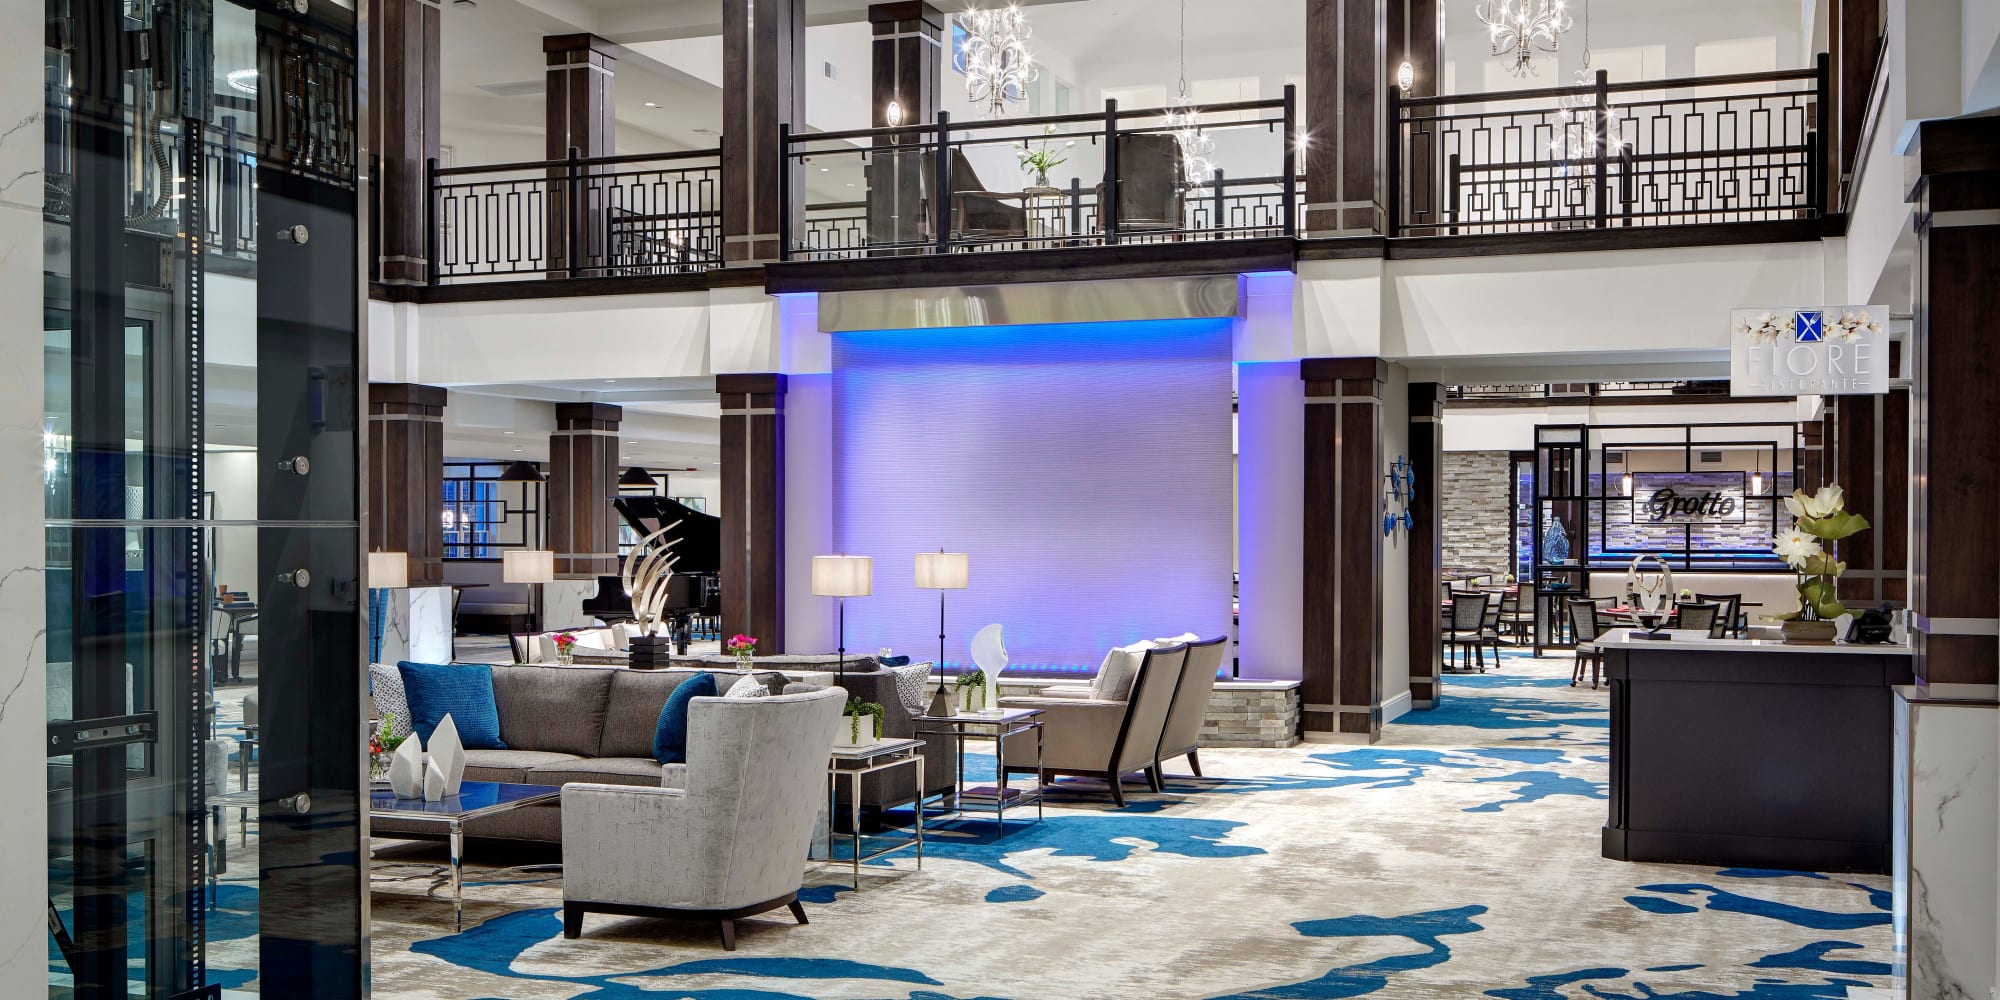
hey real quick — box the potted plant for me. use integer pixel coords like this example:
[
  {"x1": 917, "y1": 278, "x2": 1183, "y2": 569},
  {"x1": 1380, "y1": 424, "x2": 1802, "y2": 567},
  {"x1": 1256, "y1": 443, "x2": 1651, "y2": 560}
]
[
  {"x1": 371, "y1": 713, "x2": 408, "y2": 783},
  {"x1": 727, "y1": 633, "x2": 758, "y2": 669},
  {"x1": 837, "y1": 698, "x2": 885, "y2": 747},
  {"x1": 1769, "y1": 485, "x2": 1870, "y2": 644},
  {"x1": 552, "y1": 631, "x2": 579, "y2": 665},
  {"x1": 1016, "y1": 123, "x2": 1075, "y2": 192},
  {"x1": 954, "y1": 670, "x2": 989, "y2": 714}
]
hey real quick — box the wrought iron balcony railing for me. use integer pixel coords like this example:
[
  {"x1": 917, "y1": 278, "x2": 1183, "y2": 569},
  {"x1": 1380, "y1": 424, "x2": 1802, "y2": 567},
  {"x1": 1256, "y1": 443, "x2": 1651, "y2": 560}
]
[
  {"x1": 779, "y1": 91, "x2": 1297, "y2": 260},
  {"x1": 1390, "y1": 56, "x2": 1829, "y2": 236},
  {"x1": 427, "y1": 147, "x2": 723, "y2": 283}
]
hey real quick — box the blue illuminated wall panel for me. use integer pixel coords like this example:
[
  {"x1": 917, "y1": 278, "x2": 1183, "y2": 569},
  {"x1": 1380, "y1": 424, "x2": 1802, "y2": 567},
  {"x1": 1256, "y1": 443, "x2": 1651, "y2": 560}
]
[{"x1": 832, "y1": 319, "x2": 1234, "y2": 671}]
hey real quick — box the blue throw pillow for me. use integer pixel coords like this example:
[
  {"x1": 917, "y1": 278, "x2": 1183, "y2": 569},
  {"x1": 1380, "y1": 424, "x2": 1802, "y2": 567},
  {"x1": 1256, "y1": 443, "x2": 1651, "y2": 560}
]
[
  {"x1": 653, "y1": 672, "x2": 717, "y2": 765},
  {"x1": 397, "y1": 661, "x2": 508, "y2": 750}
]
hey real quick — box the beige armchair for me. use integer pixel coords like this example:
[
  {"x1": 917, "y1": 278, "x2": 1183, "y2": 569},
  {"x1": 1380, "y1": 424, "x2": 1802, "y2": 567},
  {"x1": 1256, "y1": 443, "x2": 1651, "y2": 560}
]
[
  {"x1": 1155, "y1": 636, "x2": 1227, "y2": 778},
  {"x1": 997, "y1": 643, "x2": 1189, "y2": 807}
]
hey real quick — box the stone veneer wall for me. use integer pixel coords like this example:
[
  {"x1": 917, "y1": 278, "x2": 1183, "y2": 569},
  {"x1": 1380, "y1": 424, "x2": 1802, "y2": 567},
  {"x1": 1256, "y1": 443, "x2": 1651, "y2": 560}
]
[
  {"x1": 1443, "y1": 451, "x2": 1513, "y2": 574},
  {"x1": 1589, "y1": 472, "x2": 1794, "y2": 554}
]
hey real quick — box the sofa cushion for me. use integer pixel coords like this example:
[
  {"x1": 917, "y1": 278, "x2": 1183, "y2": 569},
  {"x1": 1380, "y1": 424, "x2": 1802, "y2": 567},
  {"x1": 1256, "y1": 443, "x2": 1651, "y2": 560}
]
[
  {"x1": 461, "y1": 748, "x2": 584, "y2": 784},
  {"x1": 398, "y1": 661, "x2": 507, "y2": 748},
  {"x1": 598, "y1": 670, "x2": 701, "y2": 758},
  {"x1": 725, "y1": 674, "x2": 769, "y2": 699},
  {"x1": 489, "y1": 664, "x2": 615, "y2": 757},
  {"x1": 654, "y1": 672, "x2": 718, "y2": 764},
  {"x1": 526, "y1": 756, "x2": 672, "y2": 788}
]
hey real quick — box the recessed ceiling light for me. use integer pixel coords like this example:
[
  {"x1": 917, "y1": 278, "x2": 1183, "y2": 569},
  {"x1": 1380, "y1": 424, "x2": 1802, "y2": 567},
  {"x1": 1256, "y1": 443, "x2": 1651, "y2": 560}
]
[
  {"x1": 502, "y1": 430, "x2": 515, "y2": 435},
  {"x1": 644, "y1": 101, "x2": 660, "y2": 108},
  {"x1": 819, "y1": 167, "x2": 829, "y2": 172},
  {"x1": 604, "y1": 379, "x2": 617, "y2": 384},
  {"x1": 513, "y1": 447, "x2": 524, "y2": 452}
]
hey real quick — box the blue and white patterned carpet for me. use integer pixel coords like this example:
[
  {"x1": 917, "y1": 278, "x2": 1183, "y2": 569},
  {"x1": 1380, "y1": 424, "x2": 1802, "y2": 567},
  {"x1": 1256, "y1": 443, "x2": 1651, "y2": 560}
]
[{"x1": 335, "y1": 652, "x2": 1893, "y2": 997}]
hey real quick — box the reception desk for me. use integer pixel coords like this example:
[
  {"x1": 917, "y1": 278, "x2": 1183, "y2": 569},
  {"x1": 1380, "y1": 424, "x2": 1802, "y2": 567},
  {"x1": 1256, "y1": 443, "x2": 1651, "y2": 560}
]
[{"x1": 1600, "y1": 629, "x2": 1914, "y2": 873}]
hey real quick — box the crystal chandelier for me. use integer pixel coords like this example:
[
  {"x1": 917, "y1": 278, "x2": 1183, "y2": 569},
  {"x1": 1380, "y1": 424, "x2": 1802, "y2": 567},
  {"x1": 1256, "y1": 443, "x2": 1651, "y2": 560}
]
[
  {"x1": 1547, "y1": 0, "x2": 1621, "y2": 162},
  {"x1": 961, "y1": 5, "x2": 1036, "y2": 118},
  {"x1": 1164, "y1": 0, "x2": 1215, "y2": 183},
  {"x1": 1476, "y1": 0, "x2": 1572, "y2": 76}
]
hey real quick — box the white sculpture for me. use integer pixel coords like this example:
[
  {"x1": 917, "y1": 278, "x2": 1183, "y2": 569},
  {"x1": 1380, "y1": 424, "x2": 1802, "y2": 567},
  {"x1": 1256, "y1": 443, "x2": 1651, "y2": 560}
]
[
  {"x1": 389, "y1": 733, "x2": 425, "y2": 799},
  {"x1": 971, "y1": 624, "x2": 1008, "y2": 715},
  {"x1": 1624, "y1": 554, "x2": 1677, "y2": 618},
  {"x1": 425, "y1": 714, "x2": 467, "y2": 800},
  {"x1": 620, "y1": 522, "x2": 685, "y2": 639}
]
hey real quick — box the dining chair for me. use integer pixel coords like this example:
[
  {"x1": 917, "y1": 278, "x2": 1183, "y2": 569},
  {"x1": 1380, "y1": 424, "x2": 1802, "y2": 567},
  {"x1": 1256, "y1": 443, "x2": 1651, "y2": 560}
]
[
  {"x1": 1479, "y1": 591, "x2": 1506, "y2": 664},
  {"x1": 1695, "y1": 593, "x2": 1744, "y2": 637},
  {"x1": 1566, "y1": 598, "x2": 1608, "y2": 689},
  {"x1": 1445, "y1": 593, "x2": 1492, "y2": 672},
  {"x1": 1499, "y1": 588, "x2": 1534, "y2": 646},
  {"x1": 1674, "y1": 601, "x2": 1725, "y2": 637}
]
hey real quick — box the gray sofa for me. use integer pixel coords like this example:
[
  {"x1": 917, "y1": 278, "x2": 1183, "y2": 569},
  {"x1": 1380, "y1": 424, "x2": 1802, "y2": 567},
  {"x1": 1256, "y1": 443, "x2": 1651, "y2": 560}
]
[{"x1": 373, "y1": 666, "x2": 758, "y2": 844}]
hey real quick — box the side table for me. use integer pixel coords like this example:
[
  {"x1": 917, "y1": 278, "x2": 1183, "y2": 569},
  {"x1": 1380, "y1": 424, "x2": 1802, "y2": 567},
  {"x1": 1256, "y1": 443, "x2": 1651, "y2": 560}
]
[
  {"x1": 916, "y1": 709, "x2": 1045, "y2": 829},
  {"x1": 814, "y1": 739, "x2": 925, "y2": 888}
]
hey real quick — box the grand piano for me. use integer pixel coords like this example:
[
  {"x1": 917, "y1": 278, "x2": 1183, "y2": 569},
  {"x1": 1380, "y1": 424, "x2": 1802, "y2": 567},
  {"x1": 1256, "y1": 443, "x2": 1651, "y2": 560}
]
[{"x1": 580, "y1": 496, "x2": 722, "y2": 636}]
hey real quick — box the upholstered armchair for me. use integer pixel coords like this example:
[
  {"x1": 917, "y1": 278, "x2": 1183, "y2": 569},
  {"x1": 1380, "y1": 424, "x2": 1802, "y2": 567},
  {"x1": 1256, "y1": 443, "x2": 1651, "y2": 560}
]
[
  {"x1": 1096, "y1": 132, "x2": 1187, "y2": 233},
  {"x1": 996, "y1": 643, "x2": 1188, "y2": 807},
  {"x1": 1155, "y1": 636, "x2": 1227, "y2": 778},
  {"x1": 560, "y1": 687, "x2": 844, "y2": 950}
]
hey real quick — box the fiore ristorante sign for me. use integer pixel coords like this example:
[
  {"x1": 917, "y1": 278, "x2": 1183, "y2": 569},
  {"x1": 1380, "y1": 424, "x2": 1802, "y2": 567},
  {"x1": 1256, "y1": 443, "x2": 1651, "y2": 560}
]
[
  {"x1": 1629, "y1": 474, "x2": 1748, "y2": 525},
  {"x1": 1729, "y1": 305, "x2": 1889, "y2": 396}
]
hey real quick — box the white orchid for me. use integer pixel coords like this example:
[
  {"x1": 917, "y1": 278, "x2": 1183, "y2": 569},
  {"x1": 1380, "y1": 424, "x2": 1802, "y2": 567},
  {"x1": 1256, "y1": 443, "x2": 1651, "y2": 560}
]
[
  {"x1": 1772, "y1": 524, "x2": 1824, "y2": 570},
  {"x1": 1783, "y1": 485, "x2": 1845, "y2": 521},
  {"x1": 1734, "y1": 312, "x2": 1786, "y2": 345},
  {"x1": 1831, "y1": 310, "x2": 1881, "y2": 342}
]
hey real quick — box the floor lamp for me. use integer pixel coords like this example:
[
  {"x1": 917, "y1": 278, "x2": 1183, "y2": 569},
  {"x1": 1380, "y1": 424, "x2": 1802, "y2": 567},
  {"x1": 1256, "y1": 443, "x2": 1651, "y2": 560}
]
[
  {"x1": 914, "y1": 550, "x2": 968, "y2": 717},
  {"x1": 504, "y1": 549, "x2": 556, "y2": 658},
  {"x1": 812, "y1": 555, "x2": 872, "y2": 684}
]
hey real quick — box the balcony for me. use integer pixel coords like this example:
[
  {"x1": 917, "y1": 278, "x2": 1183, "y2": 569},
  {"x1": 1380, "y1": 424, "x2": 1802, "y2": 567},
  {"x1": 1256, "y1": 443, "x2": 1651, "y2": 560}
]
[
  {"x1": 426, "y1": 147, "x2": 724, "y2": 284},
  {"x1": 777, "y1": 92, "x2": 1298, "y2": 277},
  {"x1": 1390, "y1": 59, "x2": 1829, "y2": 239}
]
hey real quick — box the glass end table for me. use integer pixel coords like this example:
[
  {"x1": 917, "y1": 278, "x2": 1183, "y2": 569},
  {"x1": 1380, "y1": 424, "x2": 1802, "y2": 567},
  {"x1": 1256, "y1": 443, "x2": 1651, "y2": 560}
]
[
  {"x1": 814, "y1": 739, "x2": 926, "y2": 888},
  {"x1": 916, "y1": 709, "x2": 1045, "y2": 829}
]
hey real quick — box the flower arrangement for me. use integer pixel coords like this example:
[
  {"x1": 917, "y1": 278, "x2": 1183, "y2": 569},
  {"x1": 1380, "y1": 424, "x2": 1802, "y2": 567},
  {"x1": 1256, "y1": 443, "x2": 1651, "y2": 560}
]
[
  {"x1": 1016, "y1": 123, "x2": 1075, "y2": 189},
  {"x1": 1733, "y1": 311, "x2": 1789, "y2": 345},
  {"x1": 552, "y1": 631, "x2": 579, "y2": 665},
  {"x1": 843, "y1": 697, "x2": 885, "y2": 744},
  {"x1": 370, "y1": 714, "x2": 408, "y2": 782},
  {"x1": 1829, "y1": 310, "x2": 1882, "y2": 342},
  {"x1": 1771, "y1": 485, "x2": 1870, "y2": 622},
  {"x1": 727, "y1": 633, "x2": 758, "y2": 667}
]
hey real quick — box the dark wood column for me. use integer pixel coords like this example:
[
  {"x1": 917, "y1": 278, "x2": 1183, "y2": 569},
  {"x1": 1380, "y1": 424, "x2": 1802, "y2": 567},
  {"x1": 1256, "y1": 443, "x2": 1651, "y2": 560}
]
[
  {"x1": 1304, "y1": 0, "x2": 1388, "y2": 236},
  {"x1": 718, "y1": 374, "x2": 787, "y2": 651},
  {"x1": 1302, "y1": 359, "x2": 1387, "y2": 740},
  {"x1": 1834, "y1": 0, "x2": 1882, "y2": 199},
  {"x1": 549, "y1": 402, "x2": 622, "y2": 579},
  {"x1": 545, "y1": 33, "x2": 618, "y2": 158},
  {"x1": 368, "y1": 384, "x2": 447, "y2": 586},
  {"x1": 1907, "y1": 114, "x2": 2000, "y2": 689},
  {"x1": 367, "y1": 0, "x2": 441, "y2": 286},
  {"x1": 866, "y1": 2, "x2": 943, "y2": 248},
  {"x1": 722, "y1": 0, "x2": 805, "y2": 265},
  {"x1": 1407, "y1": 382, "x2": 1443, "y2": 708},
  {"x1": 1830, "y1": 389, "x2": 1909, "y2": 607},
  {"x1": 1800, "y1": 416, "x2": 1826, "y2": 491},
  {"x1": 1394, "y1": 0, "x2": 1443, "y2": 232}
]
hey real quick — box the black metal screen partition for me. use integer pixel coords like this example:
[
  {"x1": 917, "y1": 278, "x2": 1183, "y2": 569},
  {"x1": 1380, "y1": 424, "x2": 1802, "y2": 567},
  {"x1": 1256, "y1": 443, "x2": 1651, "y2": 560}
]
[
  {"x1": 42, "y1": 0, "x2": 365, "y2": 995},
  {"x1": 1531, "y1": 421, "x2": 1802, "y2": 652}
]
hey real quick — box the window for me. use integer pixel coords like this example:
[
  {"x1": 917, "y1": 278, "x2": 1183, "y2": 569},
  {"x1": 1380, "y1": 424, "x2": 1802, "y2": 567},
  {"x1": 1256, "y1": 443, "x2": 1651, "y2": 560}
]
[{"x1": 442, "y1": 462, "x2": 538, "y2": 560}]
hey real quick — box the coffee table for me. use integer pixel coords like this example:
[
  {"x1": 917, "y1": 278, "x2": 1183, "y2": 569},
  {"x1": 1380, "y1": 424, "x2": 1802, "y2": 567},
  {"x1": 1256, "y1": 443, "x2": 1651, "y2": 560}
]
[{"x1": 369, "y1": 780, "x2": 560, "y2": 929}]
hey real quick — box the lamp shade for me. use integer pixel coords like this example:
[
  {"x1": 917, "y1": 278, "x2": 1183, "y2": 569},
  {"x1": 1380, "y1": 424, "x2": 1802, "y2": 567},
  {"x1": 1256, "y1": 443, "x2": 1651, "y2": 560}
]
[
  {"x1": 368, "y1": 551, "x2": 409, "y2": 590},
  {"x1": 503, "y1": 549, "x2": 557, "y2": 584},
  {"x1": 618, "y1": 466, "x2": 656, "y2": 488},
  {"x1": 498, "y1": 460, "x2": 544, "y2": 483},
  {"x1": 914, "y1": 551, "x2": 969, "y2": 590},
  {"x1": 811, "y1": 555, "x2": 873, "y2": 597}
]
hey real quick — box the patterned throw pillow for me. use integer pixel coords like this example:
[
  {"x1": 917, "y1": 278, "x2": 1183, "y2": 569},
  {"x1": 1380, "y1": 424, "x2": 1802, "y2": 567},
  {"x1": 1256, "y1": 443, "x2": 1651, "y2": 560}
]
[
  {"x1": 724, "y1": 674, "x2": 769, "y2": 699},
  {"x1": 368, "y1": 662, "x2": 411, "y2": 740},
  {"x1": 888, "y1": 662, "x2": 932, "y2": 717}
]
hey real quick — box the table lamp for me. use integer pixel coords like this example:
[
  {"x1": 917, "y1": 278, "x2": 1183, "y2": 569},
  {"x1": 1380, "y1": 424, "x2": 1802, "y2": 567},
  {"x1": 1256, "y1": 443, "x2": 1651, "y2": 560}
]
[
  {"x1": 812, "y1": 555, "x2": 872, "y2": 682},
  {"x1": 368, "y1": 551, "x2": 409, "y2": 590},
  {"x1": 914, "y1": 550, "x2": 969, "y2": 716}
]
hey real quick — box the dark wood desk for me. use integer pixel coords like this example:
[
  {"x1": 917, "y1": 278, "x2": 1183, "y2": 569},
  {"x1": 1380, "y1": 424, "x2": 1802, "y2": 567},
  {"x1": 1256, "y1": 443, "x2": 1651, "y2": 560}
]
[{"x1": 1601, "y1": 630, "x2": 1914, "y2": 873}]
